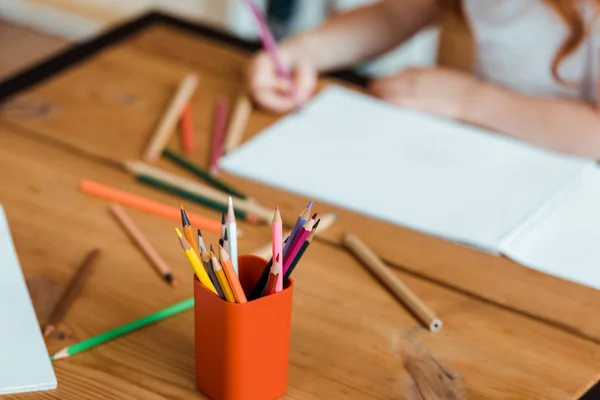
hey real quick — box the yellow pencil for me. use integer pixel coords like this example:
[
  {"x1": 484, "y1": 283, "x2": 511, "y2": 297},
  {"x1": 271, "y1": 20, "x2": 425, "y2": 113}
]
[
  {"x1": 175, "y1": 228, "x2": 217, "y2": 295},
  {"x1": 209, "y1": 249, "x2": 236, "y2": 303}
]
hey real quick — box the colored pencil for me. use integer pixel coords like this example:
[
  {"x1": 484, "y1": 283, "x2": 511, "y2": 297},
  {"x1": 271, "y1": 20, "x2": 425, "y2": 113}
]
[
  {"x1": 176, "y1": 228, "x2": 217, "y2": 295},
  {"x1": 143, "y1": 73, "x2": 198, "y2": 163},
  {"x1": 242, "y1": 0, "x2": 291, "y2": 80},
  {"x1": 210, "y1": 97, "x2": 229, "y2": 175},
  {"x1": 223, "y1": 93, "x2": 252, "y2": 154},
  {"x1": 272, "y1": 206, "x2": 283, "y2": 291},
  {"x1": 50, "y1": 297, "x2": 194, "y2": 360},
  {"x1": 180, "y1": 103, "x2": 195, "y2": 154},
  {"x1": 209, "y1": 249, "x2": 236, "y2": 303},
  {"x1": 264, "y1": 253, "x2": 281, "y2": 295},
  {"x1": 252, "y1": 212, "x2": 337, "y2": 259},
  {"x1": 223, "y1": 228, "x2": 230, "y2": 255},
  {"x1": 343, "y1": 233, "x2": 443, "y2": 332},
  {"x1": 197, "y1": 229, "x2": 206, "y2": 253},
  {"x1": 248, "y1": 257, "x2": 273, "y2": 301},
  {"x1": 226, "y1": 197, "x2": 239, "y2": 275},
  {"x1": 282, "y1": 201, "x2": 312, "y2": 258},
  {"x1": 136, "y1": 174, "x2": 255, "y2": 222},
  {"x1": 283, "y1": 217, "x2": 315, "y2": 275},
  {"x1": 109, "y1": 204, "x2": 176, "y2": 286},
  {"x1": 284, "y1": 219, "x2": 319, "y2": 282},
  {"x1": 220, "y1": 212, "x2": 227, "y2": 242},
  {"x1": 80, "y1": 180, "x2": 221, "y2": 234},
  {"x1": 218, "y1": 246, "x2": 247, "y2": 303},
  {"x1": 122, "y1": 160, "x2": 270, "y2": 222},
  {"x1": 180, "y1": 206, "x2": 199, "y2": 255},
  {"x1": 162, "y1": 148, "x2": 247, "y2": 199},
  {"x1": 201, "y1": 251, "x2": 225, "y2": 299},
  {"x1": 42, "y1": 249, "x2": 100, "y2": 339}
]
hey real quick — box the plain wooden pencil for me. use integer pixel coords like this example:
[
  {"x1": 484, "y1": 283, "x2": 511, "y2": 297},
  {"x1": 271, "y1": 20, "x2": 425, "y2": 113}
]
[
  {"x1": 223, "y1": 93, "x2": 252, "y2": 154},
  {"x1": 143, "y1": 73, "x2": 198, "y2": 163},
  {"x1": 42, "y1": 249, "x2": 100, "y2": 338},
  {"x1": 342, "y1": 233, "x2": 442, "y2": 332},
  {"x1": 109, "y1": 204, "x2": 176, "y2": 286},
  {"x1": 122, "y1": 160, "x2": 269, "y2": 223}
]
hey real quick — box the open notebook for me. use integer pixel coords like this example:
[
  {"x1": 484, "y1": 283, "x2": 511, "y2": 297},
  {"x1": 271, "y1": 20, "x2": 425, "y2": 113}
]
[
  {"x1": 221, "y1": 86, "x2": 600, "y2": 289},
  {"x1": 0, "y1": 206, "x2": 56, "y2": 394}
]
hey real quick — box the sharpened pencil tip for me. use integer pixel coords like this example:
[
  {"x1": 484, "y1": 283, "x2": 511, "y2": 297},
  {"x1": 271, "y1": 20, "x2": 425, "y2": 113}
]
[
  {"x1": 180, "y1": 208, "x2": 191, "y2": 226},
  {"x1": 175, "y1": 228, "x2": 183, "y2": 238},
  {"x1": 197, "y1": 228, "x2": 202, "y2": 236},
  {"x1": 307, "y1": 200, "x2": 313, "y2": 209},
  {"x1": 311, "y1": 213, "x2": 317, "y2": 219},
  {"x1": 221, "y1": 212, "x2": 226, "y2": 224}
]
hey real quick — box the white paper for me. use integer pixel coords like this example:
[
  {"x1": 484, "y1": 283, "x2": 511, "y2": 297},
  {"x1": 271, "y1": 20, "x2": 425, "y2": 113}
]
[
  {"x1": 221, "y1": 86, "x2": 591, "y2": 252},
  {"x1": 502, "y1": 166, "x2": 600, "y2": 290},
  {"x1": 0, "y1": 205, "x2": 56, "y2": 394}
]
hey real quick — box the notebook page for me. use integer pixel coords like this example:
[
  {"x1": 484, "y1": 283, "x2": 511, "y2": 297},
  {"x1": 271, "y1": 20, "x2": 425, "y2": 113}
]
[
  {"x1": 501, "y1": 165, "x2": 600, "y2": 290},
  {"x1": 221, "y1": 86, "x2": 591, "y2": 252},
  {"x1": 0, "y1": 206, "x2": 56, "y2": 394}
]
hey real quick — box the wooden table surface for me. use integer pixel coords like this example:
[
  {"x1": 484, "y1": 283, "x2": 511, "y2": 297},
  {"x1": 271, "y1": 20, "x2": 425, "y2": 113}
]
[{"x1": 1, "y1": 16, "x2": 599, "y2": 400}]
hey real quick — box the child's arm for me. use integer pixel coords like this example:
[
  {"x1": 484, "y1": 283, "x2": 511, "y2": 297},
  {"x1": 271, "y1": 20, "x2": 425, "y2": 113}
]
[
  {"x1": 281, "y1": 0, "x2": 442, "y2": 71},
  {"x1": 370, "y1": 67, "x2": 600, "y2": 158}
]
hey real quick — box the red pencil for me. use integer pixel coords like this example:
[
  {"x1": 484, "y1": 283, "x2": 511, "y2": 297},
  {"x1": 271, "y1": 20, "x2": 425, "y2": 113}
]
[
  {"x1": 180, "y1": 103, "x2": 195, "y2": 153},
  {"x1": 210, "y1": 97, "x2": 230, "y2": 176}
]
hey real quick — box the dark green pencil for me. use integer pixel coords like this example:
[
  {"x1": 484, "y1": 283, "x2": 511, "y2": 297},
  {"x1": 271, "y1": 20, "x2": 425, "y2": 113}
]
[
  {"x1": 162, "y1": 148, "x2": 247, "y2": 199},
  {"x1": 136, "y1": 174, "x2": 256, "y2": 222}
]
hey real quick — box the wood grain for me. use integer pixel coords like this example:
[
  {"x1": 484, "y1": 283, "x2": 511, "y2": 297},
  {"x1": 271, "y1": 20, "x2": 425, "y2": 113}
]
[{"x1": 3, "y1": 24, "x2": 600, "y2": 346}]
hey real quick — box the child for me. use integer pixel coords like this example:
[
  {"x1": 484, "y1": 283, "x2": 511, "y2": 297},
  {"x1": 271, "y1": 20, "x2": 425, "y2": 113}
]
[{"x1": 247, "y1": 0, "x2": 600, "y2": 157}]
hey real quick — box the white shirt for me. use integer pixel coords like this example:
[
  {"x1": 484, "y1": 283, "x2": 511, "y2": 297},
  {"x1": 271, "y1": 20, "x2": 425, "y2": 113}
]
[{"x1": 463, "y1": 0, "x2": 599, "y2": 103}]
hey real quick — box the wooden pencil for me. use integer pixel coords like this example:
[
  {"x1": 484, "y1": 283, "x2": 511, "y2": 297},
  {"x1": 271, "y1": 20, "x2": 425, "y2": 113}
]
[
  {"x1": 209, "y1": 97, "x2": 230, "y2": 176},
  {"x1": 122, "y1": 160, "x2": 270, "y2": 222},
  {"x1": 42, "y1": 249, "x2": 100, "y2": 338},
  {"x1": 283, "y1": 217, "x2": 316, "y2": 275},
  {"x1": 223, "y1": 93, "x2": 252, "y2": 154},
  {"x1": 252, "y1": 212, "x2": 337, "y2": 259},
  {"x1": 180, "y1": 103, "x2": 195, "y2": 154},
  {"x1": 284, "y1": 219, "x2": 319, "y2": 282},
  {"x1": 209, "y1": 249, "x2": 235, "y2": 303},
  {"x1": 342, "y1": 233, "x2": 442, "y2": 332},
  {"x1": 162, "y1": 148, "x2": 247, "y2": 199},
  {"x1": 180, "y1": 206, "x2": 199, "y2": 255},
  {"x1": 197, "y1": 228, "x2": 206, "y2": 253},
  {"x1": 264, "y1": 253, "x2": 281, "y2": 296},
  {"x1": 283, "y1": 201, "x2": 312, "y2": 258},
  {"x1": 143, "y1": 73, "x2": 198, "y2": 163},
  {"x1": 218, "y1": 245, "x2": 247, "y2": 303},
  {"x1": 109, "y1": 204, "x2": 176, "y2": 286},
  {"x1": 176, "y1": 228, "x2": 217, "y2": 295}
]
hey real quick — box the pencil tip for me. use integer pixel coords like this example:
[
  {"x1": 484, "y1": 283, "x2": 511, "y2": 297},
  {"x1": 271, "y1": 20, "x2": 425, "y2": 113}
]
[
  {"x1": 210, "y1": 244, "x2": 214, "y2": 252},
  {"x1": 224, "y1": 228, "x2": 228, "y2": 240},
  {"x1": 197, "y1": 228, "x2": 202, "y2": 236},
  {"x1": 276, "y1": 253, "x2": 280, "y2": 262},
  {"x1": 175, "y1": 228, "x2": 183, "y2": 238},
  {"x1": 313, "y1": 219, "x2": 321, "y2": 230},
  {"x1": 164, "y1": 273, "x2": 174, "y2": 284},
  {"x1": 307, "y1": 200, "x2": 313, "y2": 209},
  {"x1": 275, "y1": 205, "x2": 279, "y2": 211},
  {"x1": 228, "y1": 196, "x2": 233, "y2": 207},
  {"x1": 180, "y1": 208, "x2": 191, "y2": 226},
  {"x1": 311, "y1": 213, "x2": 317, "y2": 220},
  {"x1": 221, "y1": 212, "x2": 226, "y2": 224}
]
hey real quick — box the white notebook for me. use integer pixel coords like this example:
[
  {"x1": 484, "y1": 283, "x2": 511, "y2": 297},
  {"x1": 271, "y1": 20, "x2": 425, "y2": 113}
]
[
  {"x1": 221, "y1": 86, "x2": 600, "y2": 289},
  {"x1": 0, "y1": 206, "x2": 57, "y2": 395}
]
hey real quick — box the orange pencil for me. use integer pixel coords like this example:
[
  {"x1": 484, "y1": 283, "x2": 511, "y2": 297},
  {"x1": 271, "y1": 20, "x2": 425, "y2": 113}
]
[
  {"x1": 209, "y1": 249, "x2": 236, "y2": 303},
  {"x1": 264, "y1": 253, "x2": 281, "y2": 296},
  {"x1": 80, "y1": 180, "x2": 221, "y2": 234},
  {"x1": 218, "y1": 245, "x2": 247, "y2": 303},
  {"x1": 180, "y1": 206, "x2": 199, "y2": 255}
]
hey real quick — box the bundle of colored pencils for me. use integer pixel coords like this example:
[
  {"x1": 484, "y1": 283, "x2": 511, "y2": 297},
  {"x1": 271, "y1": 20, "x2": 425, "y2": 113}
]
[{"x1": 176, "y1": 201, "x2": 319, "y2": 303}]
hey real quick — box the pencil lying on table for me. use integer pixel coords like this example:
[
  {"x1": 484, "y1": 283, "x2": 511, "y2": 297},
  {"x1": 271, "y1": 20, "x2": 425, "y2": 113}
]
[
  {"x1": 143, "y1": 73, "x2": 198, "y2": 163},
  {"x1": 223, "y1": 93, "x2": 252, "y2": 154},
  {"x1": 210, "y1": 97, "x2": 230, "y2": 175},
  {"x1": 342, "y1": 233, "x2": 442, "y2": 332},
  {"x1": 50, "y1": 297, "x2": 194, "y2": 360},
  {"x1": 42, "y1": 249, "x2": 100, "y2": 338},
  {"x1": 109, "y1": 204, "x2": 176, "y2": 286}
]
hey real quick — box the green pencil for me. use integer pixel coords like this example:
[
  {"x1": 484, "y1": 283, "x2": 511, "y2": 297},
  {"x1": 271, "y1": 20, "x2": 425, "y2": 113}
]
[
  {"x1": 50, "y1": 297, "x2": 194, "y2": 361},
  {"x1": 136, "y1": 174, "x2": 258, "y2": 223},
  {"x1": 162, "y1": 148, "x2": 247, "y2": 199}
]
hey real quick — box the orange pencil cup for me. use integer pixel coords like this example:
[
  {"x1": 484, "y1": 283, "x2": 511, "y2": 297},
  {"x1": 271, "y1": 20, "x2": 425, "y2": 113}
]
[{"x1": 194, "y1": 255, "x2": 294, "y2": 400}]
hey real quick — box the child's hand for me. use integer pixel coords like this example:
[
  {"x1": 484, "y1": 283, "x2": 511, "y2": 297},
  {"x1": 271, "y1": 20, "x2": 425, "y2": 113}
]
[
  {"x1": 247, "y1": 50, "x2": 317, "y2": 113},
  {"x1": 369, "y1": 67, "x2": 479, "y2": 121}
]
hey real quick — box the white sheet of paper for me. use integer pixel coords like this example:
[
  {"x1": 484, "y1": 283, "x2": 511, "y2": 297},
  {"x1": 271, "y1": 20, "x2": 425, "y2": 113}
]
[
  {"x1": 502, "y1": 165, "x2": 600, "y2": 289},
  {"x1": 0, "y1": 206, "x2": 56, "y2": 395},
  {"x1": 221, "y1": 86, "x2": 591, "y2": 252}
]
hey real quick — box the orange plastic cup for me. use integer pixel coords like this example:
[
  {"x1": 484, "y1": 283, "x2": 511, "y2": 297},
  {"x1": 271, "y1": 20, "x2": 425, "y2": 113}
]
[{"x1": 194, "y1": 255, "x2": 294, "y2": 400}]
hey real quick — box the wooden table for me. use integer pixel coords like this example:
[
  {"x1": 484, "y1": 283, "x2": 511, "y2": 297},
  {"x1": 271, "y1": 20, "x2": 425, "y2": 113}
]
[{"x1": 1, "y1": 12, "x2": 599, "y2": 400}]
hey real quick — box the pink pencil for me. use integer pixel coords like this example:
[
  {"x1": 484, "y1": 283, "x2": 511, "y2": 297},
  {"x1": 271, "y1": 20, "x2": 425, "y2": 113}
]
[
  {"x1": 242, "y1": 0, "x2": 291, "y2": 80},
  {"x1": 209, "y1": 97, "x2": 229, "y2": 175},
  {"x1": 282, "y1": 217, "x2": 315, "y2": 275},
  {"x1": 180, "y1": 103, "x2": 194, "y2": 154},
  {"x1": 272, "y1": 206, "x2": 283, "y2": 291}
]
